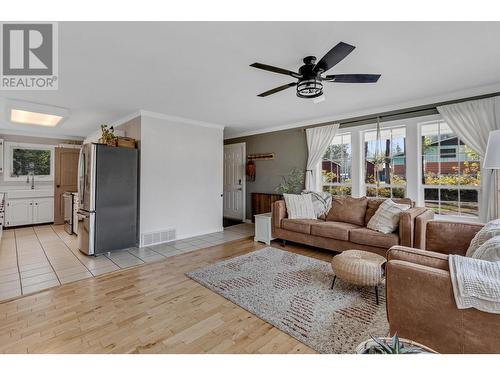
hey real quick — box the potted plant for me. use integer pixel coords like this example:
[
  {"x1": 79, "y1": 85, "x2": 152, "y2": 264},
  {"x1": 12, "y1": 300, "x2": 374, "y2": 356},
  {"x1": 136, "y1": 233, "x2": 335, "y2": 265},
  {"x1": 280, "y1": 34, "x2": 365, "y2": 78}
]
[
  {"x1": 355, "y1": 333, "x2": 437, "y2": 354},
  {"x1": 275, "y1": 167, "x2": 304, "y2": 194},
  {"x1": 100, "y1": 124, "x2": 117, "y2": 146}
]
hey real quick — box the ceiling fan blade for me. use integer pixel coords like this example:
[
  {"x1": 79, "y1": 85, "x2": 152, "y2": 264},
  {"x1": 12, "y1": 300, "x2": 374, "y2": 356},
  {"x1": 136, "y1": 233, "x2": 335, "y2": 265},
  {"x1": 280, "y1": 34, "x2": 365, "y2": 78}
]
[
  {"x1": 313, "y1": 42, "x2": 356, "y2": 73},
  {"x1": 257, "y1": 82, "x2": 297, "y2": 97},
  {"x1": 250, "y1": 63, "x2": 300, "y2": 78},
  {"x1": 324, "y1": 74, "x2": 381, "y2": 83}
]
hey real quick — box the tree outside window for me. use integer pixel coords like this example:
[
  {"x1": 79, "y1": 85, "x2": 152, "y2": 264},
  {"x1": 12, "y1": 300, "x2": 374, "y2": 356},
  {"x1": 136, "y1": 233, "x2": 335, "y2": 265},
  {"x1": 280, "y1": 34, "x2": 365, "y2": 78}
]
[
  {"x1": 12, "y1": 148, "x2": 51, "y2": 177},
  {"x1": 321, "y1": 134, "x2": 352, "y2": 196},
  {"x1": 364, "y1": 127, "x2": 406, "y2": 198}
]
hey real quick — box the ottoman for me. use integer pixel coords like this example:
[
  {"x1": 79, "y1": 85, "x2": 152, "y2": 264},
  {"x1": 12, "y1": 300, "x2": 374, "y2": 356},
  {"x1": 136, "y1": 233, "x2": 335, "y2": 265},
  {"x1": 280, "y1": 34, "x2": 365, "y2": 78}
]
[{"x1": 331, "y1": 250, "x2": 386, "y2": 304}]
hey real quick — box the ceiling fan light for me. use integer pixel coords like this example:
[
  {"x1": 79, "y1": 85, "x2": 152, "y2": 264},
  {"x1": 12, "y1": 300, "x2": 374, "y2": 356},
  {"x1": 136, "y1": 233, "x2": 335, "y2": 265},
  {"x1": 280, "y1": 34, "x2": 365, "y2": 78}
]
[
  {"x1": 296, "y1": 79, "x2": 323, "y2": 99},
  {"x1": 313, "y1": 94, "x2": 326, "y2": 104}
]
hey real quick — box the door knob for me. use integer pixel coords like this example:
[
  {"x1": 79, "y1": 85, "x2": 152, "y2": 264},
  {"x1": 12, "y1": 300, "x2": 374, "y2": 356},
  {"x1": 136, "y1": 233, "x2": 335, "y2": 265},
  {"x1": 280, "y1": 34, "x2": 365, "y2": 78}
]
[{"x1": 56, "y1": 185, "x2": 61, "y2": 188}]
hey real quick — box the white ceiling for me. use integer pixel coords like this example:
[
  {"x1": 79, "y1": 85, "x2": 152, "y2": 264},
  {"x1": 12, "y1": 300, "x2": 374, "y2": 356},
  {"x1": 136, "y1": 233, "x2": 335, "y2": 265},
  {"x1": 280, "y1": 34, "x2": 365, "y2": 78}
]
[{"x1": 1, "y1": 21, "x2": 500, "y2": 139}]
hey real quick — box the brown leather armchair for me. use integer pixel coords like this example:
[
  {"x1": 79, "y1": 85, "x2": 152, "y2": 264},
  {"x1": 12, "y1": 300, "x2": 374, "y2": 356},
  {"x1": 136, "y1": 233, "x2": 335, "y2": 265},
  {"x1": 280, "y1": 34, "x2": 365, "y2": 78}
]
[{"x1": 386, "y1": 220, "x2": 500, "y2": 353}]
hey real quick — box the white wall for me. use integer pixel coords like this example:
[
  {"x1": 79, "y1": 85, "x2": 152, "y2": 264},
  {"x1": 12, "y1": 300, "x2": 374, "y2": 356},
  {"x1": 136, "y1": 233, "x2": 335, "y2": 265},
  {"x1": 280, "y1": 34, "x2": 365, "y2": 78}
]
[{"x1": 140, "y1": 114, "x2": 223, "y2": 241}]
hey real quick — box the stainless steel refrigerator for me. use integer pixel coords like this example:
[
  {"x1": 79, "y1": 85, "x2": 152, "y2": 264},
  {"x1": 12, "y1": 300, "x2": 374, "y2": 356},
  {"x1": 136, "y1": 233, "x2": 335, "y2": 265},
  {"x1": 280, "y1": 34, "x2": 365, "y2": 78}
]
[{"x1": 77, "y1": 143, "x2": 138, "y2": 255}]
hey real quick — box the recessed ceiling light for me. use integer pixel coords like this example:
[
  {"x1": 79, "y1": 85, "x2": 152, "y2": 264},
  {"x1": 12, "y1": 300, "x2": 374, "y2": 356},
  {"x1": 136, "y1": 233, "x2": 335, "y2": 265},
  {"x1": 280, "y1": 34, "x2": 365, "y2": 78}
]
[
  {"x1": 5, "y1": 100, "x2": 69, "y2": 128},
  {"x1": 10, "y1": 109, "x2": 63, "y2": 127}
]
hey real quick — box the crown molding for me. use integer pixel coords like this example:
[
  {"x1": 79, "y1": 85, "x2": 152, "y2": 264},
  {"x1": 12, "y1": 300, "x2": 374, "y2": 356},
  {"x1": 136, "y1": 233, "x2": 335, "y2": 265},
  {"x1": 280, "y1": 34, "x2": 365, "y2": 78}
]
[
  {"x1": 140, "y1": 110, "x2": 225, "y2": 130},
  {"x1": 109, "y1": 110, "x2": 142, "y2": 127}
]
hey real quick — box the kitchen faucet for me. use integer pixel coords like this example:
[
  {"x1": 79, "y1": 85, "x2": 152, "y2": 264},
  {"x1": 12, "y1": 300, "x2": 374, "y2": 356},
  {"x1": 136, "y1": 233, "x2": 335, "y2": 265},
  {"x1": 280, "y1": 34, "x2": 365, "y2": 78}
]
[
  {"x1": 27, "y1": 171, "x2": 35, "y2": 189},
  {"x1": 27, "y1": 163, "x2": 35, "y2": 190}
]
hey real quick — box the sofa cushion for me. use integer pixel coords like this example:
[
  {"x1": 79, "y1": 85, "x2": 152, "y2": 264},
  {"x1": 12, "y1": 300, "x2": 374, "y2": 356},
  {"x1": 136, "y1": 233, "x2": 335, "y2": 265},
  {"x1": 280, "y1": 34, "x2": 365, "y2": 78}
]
[
  {"x1": 350, "y1": 227, "x2": 399, "y2": 249},
  {"x1": 310, "y1": 221, "x2": 361, "y2": 241},
  {"x1": 365, "y1": 198, "x2": 413, "y2": 225},
  {"x1": 326, "y1": 196, "x2": 368, "y2": 226},
  {"x1": 282, "y1": 218, "x2": 320, "y2": 234}
]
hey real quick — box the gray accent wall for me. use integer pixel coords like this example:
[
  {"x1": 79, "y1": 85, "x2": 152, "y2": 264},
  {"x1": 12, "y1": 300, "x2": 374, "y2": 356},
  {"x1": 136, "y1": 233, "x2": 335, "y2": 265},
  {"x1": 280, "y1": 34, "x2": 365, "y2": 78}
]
[{"x1": 225, "y1": 128, "x2": 307, "y2": 221}]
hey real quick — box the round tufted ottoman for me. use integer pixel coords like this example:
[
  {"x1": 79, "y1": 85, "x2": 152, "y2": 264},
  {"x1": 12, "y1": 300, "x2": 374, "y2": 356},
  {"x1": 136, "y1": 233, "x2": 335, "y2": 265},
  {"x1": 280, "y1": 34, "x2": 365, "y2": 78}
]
[{"x1": 330, "y1": 250, "x2": 386, "y2": 304}]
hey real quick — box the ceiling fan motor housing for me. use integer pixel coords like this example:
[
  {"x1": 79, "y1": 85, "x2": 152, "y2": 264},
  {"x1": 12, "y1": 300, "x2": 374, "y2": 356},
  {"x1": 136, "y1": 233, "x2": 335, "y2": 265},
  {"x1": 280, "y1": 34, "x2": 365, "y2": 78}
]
[{"x1": 296, "y1": 55, "x2": 324, "y2": 98}]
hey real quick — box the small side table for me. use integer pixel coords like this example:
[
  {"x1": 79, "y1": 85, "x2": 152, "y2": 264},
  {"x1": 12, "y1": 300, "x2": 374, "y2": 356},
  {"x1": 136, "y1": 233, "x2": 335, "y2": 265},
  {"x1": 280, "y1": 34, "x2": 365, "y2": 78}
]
[
  {"x1": 254, "y1": 212, "x2": 275, "y2": 245},
  {"x1": 331, "y1": 250, "x2": 386, "y2": 304}
]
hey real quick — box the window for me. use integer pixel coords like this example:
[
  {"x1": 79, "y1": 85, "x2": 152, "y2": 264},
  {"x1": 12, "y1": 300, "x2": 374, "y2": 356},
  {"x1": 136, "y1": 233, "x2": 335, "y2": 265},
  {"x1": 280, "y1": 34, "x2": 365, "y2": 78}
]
[
  {"x1": 421, "y1": 121, "x2": 480, "y2": 217},
  {"x1": 321, "y1": 133, "x2": 352, "y2": 196},
  {"x1": 4, "y1": 142, "x2": 55, "y2": 181},
  {"x1": 364, "y1": 127, "x2": 406, "y2": 198}
]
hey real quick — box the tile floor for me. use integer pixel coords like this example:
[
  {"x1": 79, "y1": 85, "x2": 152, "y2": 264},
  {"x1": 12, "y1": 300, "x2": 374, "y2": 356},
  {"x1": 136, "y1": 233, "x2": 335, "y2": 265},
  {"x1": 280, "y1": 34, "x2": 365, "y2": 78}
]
[{"x1": 0, "y1": 222, "x2": 254, "y2": 302}]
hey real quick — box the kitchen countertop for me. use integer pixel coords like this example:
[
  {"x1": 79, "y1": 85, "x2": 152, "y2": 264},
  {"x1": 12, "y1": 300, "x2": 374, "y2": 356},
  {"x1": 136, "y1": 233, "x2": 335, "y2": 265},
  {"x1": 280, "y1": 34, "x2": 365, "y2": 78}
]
[{"x1": 0, "y1": 186, "x2": 54, "y2": 193}]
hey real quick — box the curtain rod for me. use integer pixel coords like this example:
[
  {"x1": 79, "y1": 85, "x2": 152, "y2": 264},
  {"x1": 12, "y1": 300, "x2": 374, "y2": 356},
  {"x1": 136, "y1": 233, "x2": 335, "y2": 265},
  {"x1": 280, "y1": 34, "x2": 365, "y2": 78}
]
[{"x1": 302, "y1": 90, "x2": 500, "y2": 131}]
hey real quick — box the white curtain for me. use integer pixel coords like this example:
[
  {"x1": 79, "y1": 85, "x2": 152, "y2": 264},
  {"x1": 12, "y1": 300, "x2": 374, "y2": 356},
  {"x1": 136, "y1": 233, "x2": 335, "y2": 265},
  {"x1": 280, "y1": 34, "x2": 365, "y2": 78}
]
[
  {"x1": 437, "y1": 97, "x2": 500, "y2": 222},
  {"x1": 305, "y1": 124, "x2": 339, "y2": 191}
]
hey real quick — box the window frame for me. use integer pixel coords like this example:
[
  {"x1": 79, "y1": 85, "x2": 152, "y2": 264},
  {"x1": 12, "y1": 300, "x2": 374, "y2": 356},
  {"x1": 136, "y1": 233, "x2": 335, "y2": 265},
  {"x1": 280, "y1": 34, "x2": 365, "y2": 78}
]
[
  {"x1": 320, "y1": 132, "x2": 353, "y2": 196},
  {"x1": 312, "y1": 114, "x2": 483, "y2": 223},
  {"x1": 3, "y1": 141, "x2": 55, "y2": 181},
  {"x1": 362, "y1": 125, "x2": 407, "y2": 199},
  {"x1": 419, "y1": 120, "x2": 481, "y2": 219}
]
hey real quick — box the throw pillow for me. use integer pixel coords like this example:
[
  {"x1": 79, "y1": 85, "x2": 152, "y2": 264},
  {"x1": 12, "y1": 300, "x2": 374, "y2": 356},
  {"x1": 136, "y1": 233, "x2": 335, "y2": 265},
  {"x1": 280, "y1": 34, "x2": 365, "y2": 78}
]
[
  {"x1": 367, "y1": 199, "x2": 411, "y2": 234},
  {"x1": 364, "y1": 197, "x2": 413, "y2": 225},
  {"x1": 326, "y1": 196, "x2": 368, "y2": 226},
  {"x1": 472, "y1": 236, "x2": 500, "y2": 262},
  {"x1": 283, "y1": 193, "x2": 316, "y2": 220},
  {"x1": 301, "y1": 190, "x2": 332, "y2": 218},
  {"x1": 466, "y1": 219, "x2": 500, "y2": 257}
]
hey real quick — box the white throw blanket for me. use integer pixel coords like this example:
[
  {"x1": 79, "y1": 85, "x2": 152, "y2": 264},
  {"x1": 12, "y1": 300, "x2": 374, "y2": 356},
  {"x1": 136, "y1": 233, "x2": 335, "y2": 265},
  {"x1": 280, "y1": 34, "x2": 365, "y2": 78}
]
[{"x1": 449, "y1": 255, "x2": 500, "y2": 314}]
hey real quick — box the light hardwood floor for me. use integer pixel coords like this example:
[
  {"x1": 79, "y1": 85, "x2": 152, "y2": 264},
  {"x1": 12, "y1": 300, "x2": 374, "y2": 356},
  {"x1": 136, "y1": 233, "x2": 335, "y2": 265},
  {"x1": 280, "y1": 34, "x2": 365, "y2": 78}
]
[{"x1": 0, "y1": 237, "x2": 335, "y2": 353}]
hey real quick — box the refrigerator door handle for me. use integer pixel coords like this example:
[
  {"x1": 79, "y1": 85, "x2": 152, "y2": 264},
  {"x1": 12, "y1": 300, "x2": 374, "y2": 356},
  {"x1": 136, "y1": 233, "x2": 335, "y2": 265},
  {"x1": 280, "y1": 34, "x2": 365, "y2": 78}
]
[
  {"x1": 77, "y1": 210, "x2": 90, "y2": 218},
  {"x1": 77, "y1": 210, "x2": 94, "y2": 255},
  {"x1": 78, "y1": 148, "x2": 85, "y2": 205}
]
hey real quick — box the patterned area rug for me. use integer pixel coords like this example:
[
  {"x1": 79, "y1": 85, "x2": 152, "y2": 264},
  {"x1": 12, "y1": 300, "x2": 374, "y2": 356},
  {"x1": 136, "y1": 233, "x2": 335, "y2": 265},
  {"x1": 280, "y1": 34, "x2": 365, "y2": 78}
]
[{"x1": 186, "y1": 247, "x2": 389, "y2": 353}]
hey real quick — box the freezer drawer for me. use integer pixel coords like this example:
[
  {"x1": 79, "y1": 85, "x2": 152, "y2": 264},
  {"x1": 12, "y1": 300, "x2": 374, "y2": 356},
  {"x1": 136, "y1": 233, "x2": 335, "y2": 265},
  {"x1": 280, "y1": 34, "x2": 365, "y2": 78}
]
[{"x1": 77, "y1": 210, "x2": 95, "y2": 255}]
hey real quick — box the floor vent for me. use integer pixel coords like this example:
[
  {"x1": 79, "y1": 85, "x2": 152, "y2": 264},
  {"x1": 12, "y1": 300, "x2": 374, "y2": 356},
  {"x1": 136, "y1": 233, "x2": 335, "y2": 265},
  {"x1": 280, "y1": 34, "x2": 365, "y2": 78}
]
[{"x1": 141, "y1": 228, "x2": 176, "y2": 247}]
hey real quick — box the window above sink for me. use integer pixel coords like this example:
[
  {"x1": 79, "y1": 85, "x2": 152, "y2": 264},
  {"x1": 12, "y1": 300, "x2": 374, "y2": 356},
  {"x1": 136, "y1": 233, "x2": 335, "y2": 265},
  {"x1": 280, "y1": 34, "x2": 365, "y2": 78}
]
[{"x1": 3, "y1": 142, "x2": 55, "y2": 181}]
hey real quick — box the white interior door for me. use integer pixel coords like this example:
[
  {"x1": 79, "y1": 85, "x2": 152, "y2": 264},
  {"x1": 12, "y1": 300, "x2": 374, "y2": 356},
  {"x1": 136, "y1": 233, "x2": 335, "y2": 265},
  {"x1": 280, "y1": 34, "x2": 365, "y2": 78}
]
[{"x1": 223, "y1": 143, "x2": 245, "y2": 220}]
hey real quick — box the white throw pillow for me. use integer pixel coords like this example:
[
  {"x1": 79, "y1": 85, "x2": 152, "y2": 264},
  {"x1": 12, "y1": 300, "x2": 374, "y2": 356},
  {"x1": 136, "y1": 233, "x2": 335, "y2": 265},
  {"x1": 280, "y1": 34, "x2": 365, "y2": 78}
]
[
  {"x1": 367, "y1": 199, "x2": 411, "y2": 234},
  {"x1": 472, "y1": 236, "x2": 500, "y2": 262},
  {"x1": 301, "y1": 190, "x2": 332, "y2": 218},
  {"x1": 283, "y1": 193, "x2": 316, "y2": 220},
  {"x1": 466, "y1": 219, "x2": 500, "y2": 257}
]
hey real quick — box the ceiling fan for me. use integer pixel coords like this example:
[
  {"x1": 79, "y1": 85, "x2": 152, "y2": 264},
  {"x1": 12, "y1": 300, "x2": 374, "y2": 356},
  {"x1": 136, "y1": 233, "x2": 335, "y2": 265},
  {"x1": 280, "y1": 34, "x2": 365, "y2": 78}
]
[{"x1": 250, "y1": 42, "x2": 380, "y2": 100}]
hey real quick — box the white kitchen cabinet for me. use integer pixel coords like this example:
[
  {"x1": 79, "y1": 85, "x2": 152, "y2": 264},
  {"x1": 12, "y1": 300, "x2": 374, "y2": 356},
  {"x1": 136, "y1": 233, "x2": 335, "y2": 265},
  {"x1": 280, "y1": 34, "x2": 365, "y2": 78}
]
[
  {"x1": 6, "y1": 198, "x2": 33, "y2": 227},
  {"x1": 5, "y1": 197, "x2": 54, "y2": 227},
  {"x1": 33, "y1": 197, "x2": 54, "y2": 224}
]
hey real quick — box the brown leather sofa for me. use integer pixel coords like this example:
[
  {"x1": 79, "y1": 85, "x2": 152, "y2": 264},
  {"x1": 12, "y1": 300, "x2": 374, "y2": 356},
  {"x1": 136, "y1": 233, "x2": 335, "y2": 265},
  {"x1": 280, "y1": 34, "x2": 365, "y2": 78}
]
[
  {"x1": 386, "y1": 220, "x2": 500, "y2": 353},
  {"x1": 272, "y1": 196, "x2": 434, "y2": 256}
]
